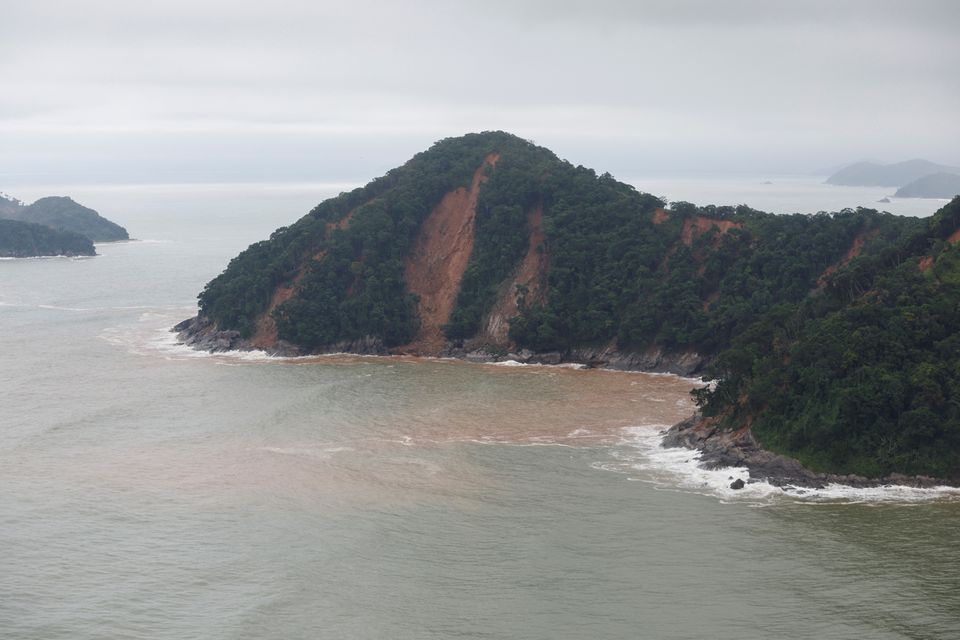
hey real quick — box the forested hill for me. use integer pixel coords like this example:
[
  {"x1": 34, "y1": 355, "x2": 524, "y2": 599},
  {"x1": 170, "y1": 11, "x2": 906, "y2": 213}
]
[
  {"x1": 826, "y1": 159, "x2": 960, "y2": 187},
  {"x1": 193, "y1": 132, "x2": 920, "y2": 357},
  {"x1": 186, "y1": 131, "x2": 960, "y2": 478},
  {"x1": 0, "y1": 195, "x2": 128, "y2": 242},
  {"x1": 696, "y1": 196, "x2": 960, "y2": 480},
  {"x1": 0, "y1": 219, "x2": 95, "y2": 257},
  {"x1": 895, "y1": 172, "x2": 960, "y2": 199}
]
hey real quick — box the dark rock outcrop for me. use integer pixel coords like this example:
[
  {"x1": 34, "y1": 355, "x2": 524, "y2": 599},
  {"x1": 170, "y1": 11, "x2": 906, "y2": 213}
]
[
  {"x1": 175, "y1": 315, "x2": 388, "y2": 357},
  {"x1": 661, "y1": 414, "x2": 954, "y2": 489},
  {"x1": 566, "y1": 346, "x2": 704, "y2": 376},
  {"x1": 174, "y1": 314, "x2": 706, "y2": 376}
]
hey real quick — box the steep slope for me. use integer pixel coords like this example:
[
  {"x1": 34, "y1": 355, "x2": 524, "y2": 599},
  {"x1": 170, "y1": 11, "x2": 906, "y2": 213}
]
[
  {"x1": 475, "y1": 204, "x2": 546, "y2": 346},
  {"x1": 187, "y1": 132, "x2": 921, "y2": 364},
  {"x1": 695, "y1": 196, "x2": 960, "y2": 480},
  {"x1": 182, "y1": 132, "x2": 960, "y2": 480},
  {"x1": 402, "y1": 154, "x2": 498, "y2": 354}
]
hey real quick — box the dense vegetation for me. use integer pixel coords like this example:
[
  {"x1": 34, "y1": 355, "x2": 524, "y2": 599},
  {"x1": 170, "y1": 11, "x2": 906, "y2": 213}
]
[
  {"x1": 14, "y1": 197, "x2": 128, "y2": 241},
  {"x1": 697, "y1": 197, "x2": 960, "y2": 478},
  {"x1": 0, "y1": 219, "x2": 95, "y2": 257},
  {"x1": 0, "y1": 194, "x2": 128, "y2": 242},
  {"x1": 195, "y1": 131, "x2": 959, "y2": 478},
  {"x1": 200, "y1": 132, "x2": 528, "y2": 344},
  {"x1": 509, "y1": 200, "x2": 919, "y2": 355}
]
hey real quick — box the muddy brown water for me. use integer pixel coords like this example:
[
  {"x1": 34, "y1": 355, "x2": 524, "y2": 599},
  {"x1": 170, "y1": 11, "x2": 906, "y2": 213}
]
[{"x1": 2, "y1": 185, "x2": 958, "y2": 639}]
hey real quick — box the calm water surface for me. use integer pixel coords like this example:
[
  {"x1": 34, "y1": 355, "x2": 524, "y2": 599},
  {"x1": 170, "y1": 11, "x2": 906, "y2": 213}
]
[{"x1": 1, "y1": 183, "x2": 958, "y2": 639}]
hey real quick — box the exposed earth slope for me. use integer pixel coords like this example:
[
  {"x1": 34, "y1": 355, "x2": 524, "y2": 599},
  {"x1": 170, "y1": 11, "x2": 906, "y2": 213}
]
[{"x1": 179, "y1": 131, "x2": 960, "y2": 480}]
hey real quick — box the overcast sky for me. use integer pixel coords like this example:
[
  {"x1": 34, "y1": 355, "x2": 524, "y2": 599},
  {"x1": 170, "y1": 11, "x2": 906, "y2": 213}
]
[{"x1": 2, "y1": 0, "x2": 958, "y2": 185}]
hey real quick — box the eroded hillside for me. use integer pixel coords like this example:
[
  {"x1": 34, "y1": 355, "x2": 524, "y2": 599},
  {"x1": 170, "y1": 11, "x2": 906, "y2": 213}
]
[{"x1": 184, "y1": 131, "x2": 960, "y2": 479}]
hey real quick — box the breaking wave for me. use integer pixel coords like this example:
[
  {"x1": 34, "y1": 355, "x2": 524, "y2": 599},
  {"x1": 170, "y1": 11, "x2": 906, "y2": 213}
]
[{"x1": 603, "y1": 425, "x2": 960, "y2": 505}]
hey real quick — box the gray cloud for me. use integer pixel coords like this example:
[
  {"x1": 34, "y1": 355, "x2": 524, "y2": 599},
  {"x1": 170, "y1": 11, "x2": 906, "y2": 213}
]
[{"x1": 1, "y1": 0, "x2": 957, "y2": 184}]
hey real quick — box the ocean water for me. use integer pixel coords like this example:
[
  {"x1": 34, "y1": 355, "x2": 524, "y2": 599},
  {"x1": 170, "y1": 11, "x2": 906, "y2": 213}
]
[
  {"x1": 627, "y1": 173, "x2": 948, "y2": 217},
  {"x1": 1, "y1": 180, "x2": 959, "y2": 639}
]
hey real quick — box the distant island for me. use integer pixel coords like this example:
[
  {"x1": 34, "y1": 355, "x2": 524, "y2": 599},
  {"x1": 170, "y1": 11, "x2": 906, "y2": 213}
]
[
  {"x1": 176, "y1": 131, "x2": 960, "y2": 486},
  {"x1": 0, "y1": 194, "x2": 128, "y2": 242},
  {"x1": 895, "y1": 172, "x2": 960, "y2": 199},
  {"x1": 0, "y1": 193, "x2": 128, "y2": 257},
  {"x1": 0, "y1": 219, "x2": 95, "y2": 257},
  {"x1": 825, "y1": 159, "x2": 960, "y2": 189}
]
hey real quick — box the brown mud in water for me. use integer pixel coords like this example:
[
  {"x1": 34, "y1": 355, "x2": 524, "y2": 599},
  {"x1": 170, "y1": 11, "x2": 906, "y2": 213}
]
[{"x1": 50, "y1": 352, "x2": 698, "y2": 507}]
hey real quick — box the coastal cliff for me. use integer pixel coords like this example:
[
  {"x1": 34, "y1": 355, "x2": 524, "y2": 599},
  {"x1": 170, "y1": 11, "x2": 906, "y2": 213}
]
[{"x1": 177, "y1": 131, "x2": 960, "y2": 481}]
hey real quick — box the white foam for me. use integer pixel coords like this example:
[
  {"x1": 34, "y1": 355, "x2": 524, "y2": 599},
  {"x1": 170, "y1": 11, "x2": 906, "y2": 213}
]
[
  {"x1": 0, "y1": 254, "x2": 96, "y2": 261},
  {"x1": 1, "y1": 301, "x2": 178, "y2": 313},
  {"x1": 610, "y1": 425, "x2": 960, "y2": 505},
  {"x1": 260, "y1": 445, "x2": 353, "y2": 460},
  {"x1": 99, "y1": 310, "x2": 321, "y2": 363},
  {"x1": 487, "y1": 359, "x2": 526, "y2": 367},
  {"x1": 485, "y1": 359, "x2": 586, "y2": 370}
]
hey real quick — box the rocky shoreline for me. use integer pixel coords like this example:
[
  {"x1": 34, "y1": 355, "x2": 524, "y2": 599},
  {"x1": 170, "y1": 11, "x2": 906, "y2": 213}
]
[
  {"x1": 661, "y1": 414, "x2": 957, "y2": 490},
  {"x1": 174, "y1": 315, "x2": 957, "y2": 490},
  {"x1": 172, "y1": 315, "x2": 706, "y2": 376}
]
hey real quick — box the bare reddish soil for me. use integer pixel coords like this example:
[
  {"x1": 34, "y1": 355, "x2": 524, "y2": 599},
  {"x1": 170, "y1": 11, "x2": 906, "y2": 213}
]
[
  {"x1": 817, "y1": 229, "x2": 879, "y2": 287},
  {"x1": 948, "y1": 228, "x2": 960, "y2": 244},
  {"x1": 702, "y1": 290, "x2": 720, "y2": 311},
  {"x1": 325, "y1": 206, "x2": 364, "y2": 235},
  {"x1": 250, "y1": 285, "x2": 296, "y2": 349},
  {"x1": 680, "y1": 216, "x2": 742, "y2": 247},
  {"x1": 919, "y1": 255, "x2": 935, "y2": 272},
  {"x1": 659, "y1": 216, "x2": 742, "y2": 277},
  {"x1": 478, "y1": 204, "x2": 547, "y2": 345},
  {"x1": 249, "y1": 250, "x2": 326, "y2": 349},
  {"x1": 399, "y1": 154, "x2": 500, "y2": 354},
  {"x1": 652, "y1": 208, "x2": 670, "y2": 225}
]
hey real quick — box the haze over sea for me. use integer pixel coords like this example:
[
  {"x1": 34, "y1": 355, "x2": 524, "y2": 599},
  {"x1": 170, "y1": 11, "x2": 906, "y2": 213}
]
[{"x1": 2, "y1": 177, "x2": 958, "y2": 639}]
